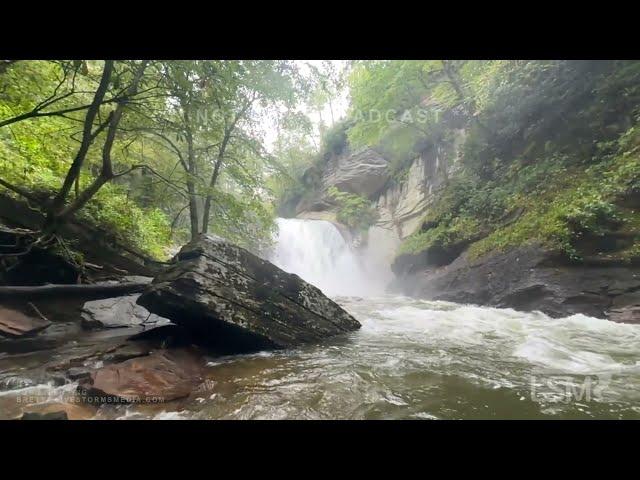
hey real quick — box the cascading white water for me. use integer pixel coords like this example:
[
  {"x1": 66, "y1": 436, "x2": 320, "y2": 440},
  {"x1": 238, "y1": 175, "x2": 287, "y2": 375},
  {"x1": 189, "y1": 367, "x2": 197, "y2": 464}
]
[{"x1": 270, "y1": 218, "x2": 385, "y2": 297}]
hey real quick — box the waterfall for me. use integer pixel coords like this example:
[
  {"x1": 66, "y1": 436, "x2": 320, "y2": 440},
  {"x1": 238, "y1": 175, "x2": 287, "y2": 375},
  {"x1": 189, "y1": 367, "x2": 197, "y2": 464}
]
[{"x1": 270, "y1": 218, "x2": 387, "y2": 297}]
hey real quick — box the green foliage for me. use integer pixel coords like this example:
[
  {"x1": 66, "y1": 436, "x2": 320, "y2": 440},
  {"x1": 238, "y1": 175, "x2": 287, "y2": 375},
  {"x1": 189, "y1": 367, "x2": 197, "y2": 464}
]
[
  {"x1": 369, "y1": 61, "x2": 640, "y2": 264},
  {"x1": 467, "y1": 128, "x2": 640, "y2": 261},
  {"x1": 398, "y1": 215, "x2": 482, "y2": 256},
  {"x1": 320, "y1": 118, "x2": 351, "y2": 159},
  {"x1": 327, "y1": 186, "x2": 378, "y2": 231},
  {"x1": 80, "y1": 186, "x2": 172, "y2": 259},
  {"x1": 401, "y1": 137, "x2": 640, "y2": 263},
  {"x1": 0, "y1": 60, "x2": 311, "y2": 259}
]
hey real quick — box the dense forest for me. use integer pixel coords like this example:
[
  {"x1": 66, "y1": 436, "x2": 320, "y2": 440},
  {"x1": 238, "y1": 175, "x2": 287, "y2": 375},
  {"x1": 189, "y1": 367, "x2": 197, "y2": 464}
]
[
  {"x1": 0, "y1": 60, "x2": 343, "y2": 263},
  {"x1": 3, "y1": 60, "x2": 638, "y2": 270}
]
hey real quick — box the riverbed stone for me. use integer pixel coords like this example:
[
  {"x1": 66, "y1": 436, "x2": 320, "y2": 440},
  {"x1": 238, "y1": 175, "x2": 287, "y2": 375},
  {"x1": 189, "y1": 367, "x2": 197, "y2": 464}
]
[
  {"x1": 21, "y1": 410, "x2": 69, "y2": 420},
  {"x1": 78, "y1": 349, "x2": 204, "y2": 404},
  {"x1": 137, "y1": 235, "x2": 361, "y2": 352},
  {"x1": 81, "y1": 294, "x2": 171, "y2": 330},
  {"x1": 20, "y1": 402, "x2": 95, "y2": 420},
  {"x1": 0, "y1": 306, "x2": 51, "y2": 338},
  {"x1": 608, "y1": 305, "x2": 640, "y2": 324}
]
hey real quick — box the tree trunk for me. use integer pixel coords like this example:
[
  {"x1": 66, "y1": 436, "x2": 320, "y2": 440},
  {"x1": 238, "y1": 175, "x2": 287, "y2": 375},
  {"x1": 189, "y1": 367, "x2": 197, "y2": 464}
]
[
  {"x1": 200, "y1": 156, "x2": 223, "y2": 235},
  {"x1": 185, "y1": 129, "x2": 199, "y2": 240},
  {"x1": 49, "y1": 60, "x2": 114, "y2": 216},
  {"x1": 201, "y1": 132, "x2": 231, "y2": 234},
  {"x1": 51, "y1": 61, "x2": 148, "y2": 224},
  {"x1": 187, "y1": 181, "x2": 199, "y2": 240},
  {"x1": 0, "y1": 282, "x2": 148, "y2": 300}
]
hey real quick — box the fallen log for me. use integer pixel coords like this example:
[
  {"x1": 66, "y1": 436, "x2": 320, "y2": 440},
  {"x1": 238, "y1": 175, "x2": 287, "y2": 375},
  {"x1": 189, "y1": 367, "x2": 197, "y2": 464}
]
[{"x1": 0, "y1": 282, "x2": 148, "y2": 300}]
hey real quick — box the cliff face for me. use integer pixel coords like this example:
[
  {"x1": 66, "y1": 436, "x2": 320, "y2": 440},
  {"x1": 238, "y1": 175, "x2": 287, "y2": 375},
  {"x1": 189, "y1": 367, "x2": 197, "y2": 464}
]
[
  {"x1": 375, "y1": 130, "x2": 465, "y2": 240},
  {"x1": 291, "y1": 129, "x2": 640, "y2": 322},
  {"x1": 293, "y1": 147, "x2": 390, "y2": 217},
  {"x1": 293, "y1": 130, "x2": 466, "y2": 245},
  {"x1": 291, "y1": 129, "x2": 468, "y2": 296},
  {"x1": 286, "y1": 61, "x2": 640, "y2": 322}
]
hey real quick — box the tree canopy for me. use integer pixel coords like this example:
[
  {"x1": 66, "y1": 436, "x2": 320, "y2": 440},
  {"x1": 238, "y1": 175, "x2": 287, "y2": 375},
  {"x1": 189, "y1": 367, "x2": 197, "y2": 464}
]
[{"x1": 0, "y1": 60, "x2": 315, "y2": 258}]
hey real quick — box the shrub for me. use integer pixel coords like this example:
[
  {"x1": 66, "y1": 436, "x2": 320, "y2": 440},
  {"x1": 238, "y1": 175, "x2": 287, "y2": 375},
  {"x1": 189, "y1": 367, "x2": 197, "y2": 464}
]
[{"x1": 327, "y1": 186, "x2": 378, "y2": 231}]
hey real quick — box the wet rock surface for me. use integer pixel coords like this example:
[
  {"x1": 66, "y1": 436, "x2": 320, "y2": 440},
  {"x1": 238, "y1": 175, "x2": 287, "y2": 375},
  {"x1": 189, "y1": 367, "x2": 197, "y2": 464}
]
[
  {"x1": 20, "y1": 402, "x2": 96, "y2": 420},
  {"x1": 21, "y1": 410, "x2": 68, "y2": 420},
  {"x1": 608, "y1": 305, "x2": 640, "y2": 324},
  {"x1": 390, "y1": 244, "x2": 640, "y2": 319},
  {"x1": 78, "y1": 348, "x2": 204, "y2": 404},
  {"x1": 0, "y1": 306, "x2": 51, "y2": 338},
  {"x1": 81, "y1": 294, "x2": 171, "y2": 330},
  {"x1": 137, "y1": 235, "x2": 361, "y2": 352}
]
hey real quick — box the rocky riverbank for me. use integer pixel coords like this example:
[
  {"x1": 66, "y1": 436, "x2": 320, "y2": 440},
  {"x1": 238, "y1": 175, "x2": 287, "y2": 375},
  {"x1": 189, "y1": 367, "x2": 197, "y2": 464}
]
[
  {"x1": 389, "y1": 243, "x2": 640, "y2": 321},
  {"x1": 0, "y1": 235, "x2": 361, "y2": 419}
]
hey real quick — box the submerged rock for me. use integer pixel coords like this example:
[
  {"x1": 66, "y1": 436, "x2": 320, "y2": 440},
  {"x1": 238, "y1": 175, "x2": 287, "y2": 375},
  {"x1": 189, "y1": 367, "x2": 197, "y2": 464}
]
[
  {"x1": 20, "y1": 402, "x2": 95, "y2": 420},
  {"x1": 81, "y1": 294, "x2": 170, "y2": 330},
  {"x1": 137, "y1": 235, "x2": 361, "y2": 352},
  {"x1": 0, "y1": 306, "x2": 51, "y2": 338},
  {"x1": 78, "y1": 349, "x2": 204, "y2": 404}
]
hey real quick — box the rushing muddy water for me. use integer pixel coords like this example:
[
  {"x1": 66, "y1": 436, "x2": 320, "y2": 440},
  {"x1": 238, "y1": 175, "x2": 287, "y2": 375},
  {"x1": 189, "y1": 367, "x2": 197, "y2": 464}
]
[
  {"x1": 1, "y1": 218, "x2": 640, "y2": 419},
  {"x1": 2, "y1": 295, "x2": 640, "y2": 419}
]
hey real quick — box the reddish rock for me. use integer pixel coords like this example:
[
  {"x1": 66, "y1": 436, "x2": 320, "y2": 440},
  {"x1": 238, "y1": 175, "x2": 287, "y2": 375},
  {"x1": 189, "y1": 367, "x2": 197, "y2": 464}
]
[
  {"x1": 0, "y1": 306, "x2": 51, "y2": 338},
  {"x1": 78, "y1": 349, "x2": 204, "y2": 404}
]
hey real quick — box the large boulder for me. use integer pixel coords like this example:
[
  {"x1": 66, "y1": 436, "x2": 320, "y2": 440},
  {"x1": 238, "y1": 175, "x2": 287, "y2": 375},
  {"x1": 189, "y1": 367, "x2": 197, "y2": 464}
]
[
  {"x1": 137, "y1": 235, "x2": 361, "y2": 352},
  {"x1": 78, "y1": 349, "x2": 204, "y2": 404},
  {"x1": 608, "y1": 305, "x2": 640, "y2": 324}
]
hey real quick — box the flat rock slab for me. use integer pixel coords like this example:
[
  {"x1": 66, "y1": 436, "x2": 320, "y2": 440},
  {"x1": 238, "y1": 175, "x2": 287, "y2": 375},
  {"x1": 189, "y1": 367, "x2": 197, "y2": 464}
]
[
  {"x1": 81, "y1": 294, "x2": 171, "y2": 330},
  {"x1": 137, "y1": 235, "x2": 361, "y2": 352},
  {"x1": 78, "y1": 349, "x2": 204, "y2": 404},
  {"x1": 0, "y1": 306, "x2": 51, "y2": 338}
]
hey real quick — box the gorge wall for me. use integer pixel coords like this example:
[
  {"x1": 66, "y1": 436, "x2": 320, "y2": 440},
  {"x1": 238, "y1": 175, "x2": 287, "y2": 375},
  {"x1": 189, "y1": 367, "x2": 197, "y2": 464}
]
[
  {"x1": 286, "y1": 127, "x2": 640, "y2": 323},
  {"x1": 280, "y1": 62, "x2": 640, "y2": 322}
]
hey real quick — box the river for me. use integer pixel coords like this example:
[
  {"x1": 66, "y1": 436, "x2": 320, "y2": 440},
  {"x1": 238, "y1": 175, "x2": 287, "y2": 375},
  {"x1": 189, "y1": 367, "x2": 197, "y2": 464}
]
[{"x1": 1, "y1": 218, "x2": 640, "y2": 419}]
